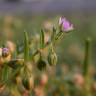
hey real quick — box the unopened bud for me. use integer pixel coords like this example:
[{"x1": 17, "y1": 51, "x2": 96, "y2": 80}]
[{"x1": 2, "y1": 48, "x2": 10, "y2": 57}]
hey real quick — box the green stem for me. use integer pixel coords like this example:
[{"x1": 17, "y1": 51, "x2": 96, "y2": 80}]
[
  {"x1": 83, "y1": 38, "x2": 91, "y2": 76},
  {"x1": 83, "y1": 38, "x2": 92, "y2": 96},
  {"x1": 24, "y1": 31, "x2": 29, "y2": 62}
]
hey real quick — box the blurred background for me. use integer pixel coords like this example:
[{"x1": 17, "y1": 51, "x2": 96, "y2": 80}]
[
  {"x1": 0, "y1": 0, "x2": 96, "y2": 95},
  {"x1": 0, "y1": 0, "x2": 96, "y2": 64}
]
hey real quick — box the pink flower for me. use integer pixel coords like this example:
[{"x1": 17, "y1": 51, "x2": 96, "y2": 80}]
[
  {"x1": 2, "y1": 48, "x2": 9, "y2": 53},
  {"x1": 59, "y1": 17, "x2": 74, "y2": 32},
  {"x1": 2, "y1": 48, "x2": 10, "y2": 57}
]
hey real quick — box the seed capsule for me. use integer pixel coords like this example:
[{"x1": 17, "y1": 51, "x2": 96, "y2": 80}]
[{"x1": 48, "y1": 51, "x2": 57, "y2": 66}]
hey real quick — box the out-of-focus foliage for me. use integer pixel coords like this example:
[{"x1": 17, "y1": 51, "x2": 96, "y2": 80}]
[{"x1": 0, "y1": 13, "x2": 96, "y2": 96}]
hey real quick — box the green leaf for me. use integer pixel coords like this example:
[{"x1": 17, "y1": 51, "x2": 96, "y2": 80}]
[
  {"x1": 55, "y1": 31, "x2": 64, "y2": 41},
  {"x1": 51, "y1": 27, "x2": 56, "y2": 41},
  {"x1": 1, "y1": 65, "x2": 11, "y2": 85},
  {"x1": 24, "y1": 31, "x2": 29, "y2": 61},
  {"x1": 83, "y1": 38, "x2": 92, "y2": 96},
  {"x1": 83, "y1": 38, "x2": 91, "y2": 76},
  {"x1": 40, "y1": 29, "x2": 45, "y2": 49}
]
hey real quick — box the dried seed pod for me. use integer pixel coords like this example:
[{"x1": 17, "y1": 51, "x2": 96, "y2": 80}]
[{"x1": 48, "y1": 50, "x2": 57, "y2": 66}]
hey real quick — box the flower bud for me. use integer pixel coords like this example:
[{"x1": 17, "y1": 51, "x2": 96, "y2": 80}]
[
  {"x1": 48, "y1": 51, "x2": 57, "y2": 66},
  {"x1": 1, "y1": 48, "x2": 11, "y2": 63},
  {"x1": 2, "y1": 48, "x2": 10, "y2": 57},
  {"x1": 59, "y1": 17, "x2": 74, "y2": 32}
]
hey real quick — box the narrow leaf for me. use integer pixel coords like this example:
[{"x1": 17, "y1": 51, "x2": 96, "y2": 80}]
[
  {"x1": 1, "y1": 65, "x2": 10, "y2": 84},
  {"x1": 40, "y1": 29, "x2": 45, "y2": 49},
  {"x1": 83, "y1": 38, "x2": 92, "y2": 96},
  {"x1": 24, "y1": 31, "x2": 29, "y2": 61},
  {"x1": 51, "y1": 27, "x2": 56, "y2": 41},
  {"x1": 83, "y1": 38, "x2": 91, "y2": 76}
]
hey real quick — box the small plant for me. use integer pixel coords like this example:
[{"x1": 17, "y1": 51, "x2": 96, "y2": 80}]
[
  {"x1": 0, "y1": 17, "x2": 73, "y2": 96},
  {"x1": 0, "y1": 17, "x2": 74, "y2": 96}
]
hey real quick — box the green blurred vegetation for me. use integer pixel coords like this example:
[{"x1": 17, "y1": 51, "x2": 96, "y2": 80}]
[
  {"x1": 0, "y1": 13, "x2": 96, "y2": 65},
  {"x1": 0, "y1": 12, "x2": 96, "y2": 96}
]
